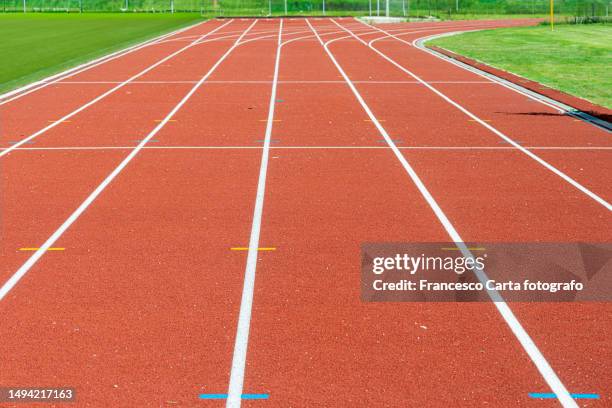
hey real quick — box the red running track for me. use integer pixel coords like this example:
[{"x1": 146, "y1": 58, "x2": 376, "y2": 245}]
[{"x1": 0, "y1": 17, "x2": 610, "y2": 407}]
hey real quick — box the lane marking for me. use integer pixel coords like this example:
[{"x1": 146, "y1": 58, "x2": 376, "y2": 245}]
[
  {"x1": 10, "y1": 145, "x2": 612, "y2": 151},
  {"x1": 155, "y1": 119, "x2": 177, "y2": 122},
  {"x1": 47, "y1": 120, "x2": 72, "y2": 123},
  {"x1": 199, "y1": 394, "x2": 269, "y2": 400},
  {"x1": 469, "y1": 119, "x2": 491, "y2": 122},
  {"x1": 346, "y1": 19, "x2": 611, "y2": 212},
  {"x1": 529, "y1": 393, "x2": 599, "y2": 400},
  {"x1": 53, "y1": 79, "x2": 494, "y2": 85},
  {"x1": 0, "y1": 21, "x2": 258, "y2": 303},
  {"x1": 259, "y1": 119, "x2": 282, "y2": 122},
  {"x1": 227, "y1": 19, "x2": 283, "y2": 408},
  {"x1": 315, "y1": 18, "x2": 580, "y2": 408},
  {"x1": 8, "y1": 140, "x2": 35, "y2": 145},
  {"x1": 0, "y1": 20, "x2": 235, "y2": 158},
  {"x1": 230, "y1": 247, "x2": 276, "y2": 251},
  {"x1": 0, "y1": 20, "x2": 208, "y2": 105},
  {"x1": 19, "y1": 248, "x2": 65, "y2": 251}
]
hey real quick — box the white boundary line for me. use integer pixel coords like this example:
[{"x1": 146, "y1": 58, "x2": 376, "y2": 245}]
[
  {"x1": 0, "y1": 20, "x2": 258, "y2": 302},
  {"x1": 0, "y1": 19, "x2": 208, "y2": 106},
  {"x1": 48, "y1": 80, "x2": 494, "y2": 84},
  {"x1": 0, "y1": 20, "x2": 235, "y2": 158},
  {"x1": 225, "y1": 19, "x2": 283, "y2": 408},
  {"x1": 9, "y1": 145, "x2": 611, "y2": 151},
  {"x1": 307, "y1": 18, "x2": 579, "y2": 408},
  {"x1": 334, "y1": 19, "x2": 612, "y2": 212}
]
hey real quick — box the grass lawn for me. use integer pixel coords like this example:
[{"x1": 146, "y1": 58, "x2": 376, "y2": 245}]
[
  {"x1": 429, "y1": 23, "x2": 612, "y2": 108},
  {"x1": 0, "y1": 13, "x2": 203, "y2": 94}
]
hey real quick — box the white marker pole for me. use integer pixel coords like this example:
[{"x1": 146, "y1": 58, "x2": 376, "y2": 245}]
[
  {"x1": 385, "y1": 0, "x2": 389, "y2": 16},
  {"x1": 23, "y1": 0, "x2": 26, "y2": 13},
  {"x1": 322, "y1": 0, "x2": 325, "y2": 15}
]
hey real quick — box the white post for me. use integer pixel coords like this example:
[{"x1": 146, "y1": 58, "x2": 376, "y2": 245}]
[
  {"x1": 268, "y1": 0, "x2": 271, "y2": 15},
  {"x1": 125, "y1": 0, "x2": 128, "y2": 10},
  {"x1": 23, "y1": 0, "x2": 26, "y2": 12},
  {"x1": 385, "y1": 0, "x2": 389, "y2": 16},
  {"x1": 376, "y1": 0, "x2": 379, "y2": 16},
  {"x1": 284, "y1": 0, "x2": 287, "y2": 15},
  {"x1": 402, "y1": 0, "x2": 405, "y2": 16},
  {"x1": 322, "y1": 0, "x2": 325, "y2": 15},
  {"x1": 171, "y1": 0, "x2": 174, "y2": 13},
  {"x1": 369, "y1": 0, "x2": 371, "y2": 16}
]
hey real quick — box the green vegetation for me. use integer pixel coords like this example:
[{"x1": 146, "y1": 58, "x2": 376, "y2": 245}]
[
  {"x1": 430, "y1": 23, "x2": 612, "y2": 108},
  {"x1": 0, "y1": 13, "x2": 202, "y2": 94},
  {"x1": 1, "y1": 0, "x2": 610, "y2": 17}
]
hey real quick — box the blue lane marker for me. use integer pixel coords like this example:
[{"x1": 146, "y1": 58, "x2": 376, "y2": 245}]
[
  {"x1": 199, "y1": 393, "x2": 269, "y2": 400},
  {"x1": 529, "y1": 392, "x2": 599, "y2": 399},
  {"x1": 241, "y1": 394, "x2": 269, "y2": 400},
  {"x1": 199, "y1": 394, "x2": 229, "y2": 399}
]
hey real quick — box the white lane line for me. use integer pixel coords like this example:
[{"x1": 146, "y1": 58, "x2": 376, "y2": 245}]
[
  {"x1": 0, "y1": 20, "x2": 258, "y2": 302},
  {"x1": 225, "y1": 19, "x2": 283, "y2": 408},
  {"x1": 9, "y1": 145, "x2": 612, "y2": 151},
  {"x1": 307, "y1": 18, "x2": 579, "y2": 408},
  {"x1": 51, "y1": 80, "x2": 493, "y2": 84},
  {"x1": 335, "y1": 19, "x2": 612, "y2": 212},
  {"x1": 0, "y1": 20, "x2": 235, "y2": 159},
  {"x1": 0, "y1": 20, "x2": 208, "y2": 105}
]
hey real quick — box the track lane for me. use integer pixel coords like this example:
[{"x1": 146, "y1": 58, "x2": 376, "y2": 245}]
[
  {"x1": 322, "y1": 17, "x2": 612, "y2": 405},
  {"x1": 0, "y1": 19, "x2": 273, "y2": 407},
  {"x1": 238, "y1": 18, "x2": 575, "y2": 407},
  {"x1": 0, "y1": 22, "x2": 260, "y2": 287}
]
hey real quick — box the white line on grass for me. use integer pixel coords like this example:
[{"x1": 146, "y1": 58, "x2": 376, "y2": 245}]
[
  {"x1": 0, "y1": 20, "x2": 235, "y2": 158},
  {"x1": 335, "y1": 19, "x2": 611, "y2": 212},
  {"x1": 0, "y1": 20, "x2": 258, "y2": 302},
  {"x1": 307, "y1": 18, "x2": 580, "y2": 408},
  {"x1": 225, "y1": 19, "x2": 283, "y2": 408}
]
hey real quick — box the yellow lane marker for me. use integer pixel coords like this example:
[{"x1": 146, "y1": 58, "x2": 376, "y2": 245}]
[
  {"x1": 19, "y1": 247, "x2": 65, "y2": 251},
  {"x1": 230, "y1": 247, "x2": 276, "y2": 251},
  {"x1": 441, "y1": 247, "x2": 486, "y2": 251}
]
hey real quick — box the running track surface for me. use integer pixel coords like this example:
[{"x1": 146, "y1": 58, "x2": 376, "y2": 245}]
[{"x1": 0, "y1": 17, "x2": 610, "y2": 408}]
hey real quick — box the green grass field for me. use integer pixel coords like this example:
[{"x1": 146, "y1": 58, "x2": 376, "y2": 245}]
[
  {"x1": 430, "y1": 23, "x2": 612, "y2": 108},
  {"x1": 0, "y1": 13, "x2": 203, "y2": 94}
]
